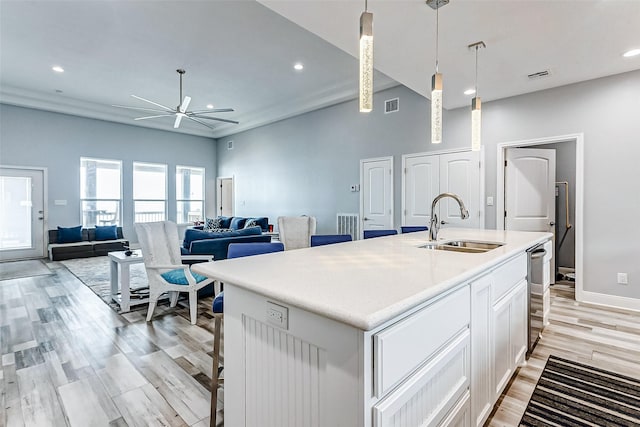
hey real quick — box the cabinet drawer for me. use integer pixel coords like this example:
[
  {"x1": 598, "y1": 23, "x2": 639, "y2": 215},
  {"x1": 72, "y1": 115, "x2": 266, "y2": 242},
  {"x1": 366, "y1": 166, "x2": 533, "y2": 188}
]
[
  {"x1": 374, "y1": 286, "x2": 470, "y2": 397},
  {"x1": 492, "y1": 253, "x2": 526, "y2": 303},
  {"x1": 373, "y1": 330, "x2": 470, "y2": 427}
]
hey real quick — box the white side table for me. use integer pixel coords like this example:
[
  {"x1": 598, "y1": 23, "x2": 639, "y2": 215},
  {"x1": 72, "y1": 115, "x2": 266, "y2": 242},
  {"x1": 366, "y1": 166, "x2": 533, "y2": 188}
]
[{"x1": 108, "y1": 249, "x2": 145, "y2": 312}]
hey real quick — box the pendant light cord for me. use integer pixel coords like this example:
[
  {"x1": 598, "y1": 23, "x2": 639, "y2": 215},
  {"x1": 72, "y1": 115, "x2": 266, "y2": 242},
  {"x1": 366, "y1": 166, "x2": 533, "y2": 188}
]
[
  {"x1": 475, "y1": 46, "x2": 478, "y2": 96},
  {"x1": 435, "y1": 6, "x2": 439, "y2": 73},
  {"x1": 365, "y1": 0, "x2": 368, "y2": 12}
]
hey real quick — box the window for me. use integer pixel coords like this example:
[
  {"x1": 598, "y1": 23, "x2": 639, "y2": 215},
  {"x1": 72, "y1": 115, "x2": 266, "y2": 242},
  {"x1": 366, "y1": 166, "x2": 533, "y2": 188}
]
[
  {"x1": 133, "y1": 162, "x2": 167, "y2": 223},
  {"x1": 80, "y1": 158, "x2": 122, "y2": 227},
  {"x1": 176, "y1": 166, "x2": 205, "y2": 224}
]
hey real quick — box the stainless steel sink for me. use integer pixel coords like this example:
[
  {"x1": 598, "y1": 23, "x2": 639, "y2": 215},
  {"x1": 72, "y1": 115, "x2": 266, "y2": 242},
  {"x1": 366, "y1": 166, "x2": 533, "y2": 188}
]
[{"x1": 419, "y1": 240, "x2": 504, "y2": 253}]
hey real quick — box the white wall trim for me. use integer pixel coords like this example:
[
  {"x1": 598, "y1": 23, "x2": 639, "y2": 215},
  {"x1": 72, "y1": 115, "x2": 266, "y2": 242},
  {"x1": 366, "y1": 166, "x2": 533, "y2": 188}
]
[
  {"x1": 495, "y1": 133, "x2": 585, "y2": 304},
  {"x1": 579, "y1": 290, "x2": 640, "y2": 313}
]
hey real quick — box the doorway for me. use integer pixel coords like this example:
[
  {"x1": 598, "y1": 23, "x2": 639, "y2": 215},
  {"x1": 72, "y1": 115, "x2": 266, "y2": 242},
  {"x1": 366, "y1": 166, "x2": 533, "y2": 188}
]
[
  {"x1": 360, "y1": 156, "x2": 393, "y2": 236},
  {"x1": 496, "y1": 133, "x2": 584, "y2": 300},
  {"x1": 216, "y1": 176, "x2": 234, "y2": 217},
  {"x1": 0, "y1": 166, "x2": 47, "y2": 261}
]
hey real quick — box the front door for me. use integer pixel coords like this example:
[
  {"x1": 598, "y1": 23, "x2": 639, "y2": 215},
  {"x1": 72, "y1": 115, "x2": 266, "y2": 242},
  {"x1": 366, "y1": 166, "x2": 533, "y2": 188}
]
[
  {"x1": 360, "y1": 157, "x2": 393, "y2": 234},
  {"x1": 0, "y1": 167, "x2": 46, "y2": 260}
]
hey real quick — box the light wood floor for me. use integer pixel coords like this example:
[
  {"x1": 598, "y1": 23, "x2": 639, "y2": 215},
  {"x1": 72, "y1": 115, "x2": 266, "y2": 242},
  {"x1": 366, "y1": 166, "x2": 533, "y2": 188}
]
[
  {"x1": 1, "y1": 263, "x2": 638, "y2": 426},
  {"x1": 0, "y1": 260, "x2": 222, "y2": 427},
  {"x1": 487, "y1": 281, "x2": 640, "y2": 426}
]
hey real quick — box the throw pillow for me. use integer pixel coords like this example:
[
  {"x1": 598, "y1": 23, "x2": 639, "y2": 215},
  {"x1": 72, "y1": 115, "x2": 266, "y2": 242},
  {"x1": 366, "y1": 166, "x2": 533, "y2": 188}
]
[
  {"x1": 57, "y1": 225, "x2": 83, "y2": 243},
  {"x1": 244, "y1": 219, "x2": 259, "y2": 229},
  {"x1": 204, "y1": 217, "x2": 223, "y2": 230},
  {"x1": 94, "y1": 225, "x2": 118, "y2": 241}
]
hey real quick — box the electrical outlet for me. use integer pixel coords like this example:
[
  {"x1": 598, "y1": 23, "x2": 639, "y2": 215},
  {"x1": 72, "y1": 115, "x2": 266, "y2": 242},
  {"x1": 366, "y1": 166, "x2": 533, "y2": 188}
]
[
  {"x1": 266, "y1": 301, "x2": 289, "y2": 329},
  {"x1": 617, "y1": 273, "x2": 628, "y2": 285}
]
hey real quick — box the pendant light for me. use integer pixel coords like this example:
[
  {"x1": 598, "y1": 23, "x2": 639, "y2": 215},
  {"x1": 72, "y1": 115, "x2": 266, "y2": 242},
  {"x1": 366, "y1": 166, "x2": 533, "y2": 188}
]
[
  {"x1": 469, "y1": 41, "x2": 485, "y2": 152},
  {"x1": 359, "y1": 0, "x2": 373, "y2": 112},
  {"x1": 427, "y1": 0, "x2": 449, "y2": 144}
]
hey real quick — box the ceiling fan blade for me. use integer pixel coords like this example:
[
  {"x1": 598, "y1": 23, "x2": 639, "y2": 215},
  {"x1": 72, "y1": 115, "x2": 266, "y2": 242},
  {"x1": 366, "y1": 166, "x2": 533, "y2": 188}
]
[
  {"x1": 189, "y1": 114, "x2": 239, "y2": 125},
  {"x1": 112, "y1": 105, "x2": 169, "y2": 113},
  {"x1": 134, "y1": 114, "x2": 174, "y2": 121},
  {"x1": 188, "y1": 108, "x2": 235, "y2": 114},
  {"x1": 131, "y1": 95, "x2": 174, "y2": 112},
  {"x1": 185, "y1": 116, "x2": 216, "y2": 130},
  {"x1": 174, "y1": 114, "x2": 184, "y2": 128},
  {"x1": 179, "y1": 96, "x2": 191, "y2": 113}
]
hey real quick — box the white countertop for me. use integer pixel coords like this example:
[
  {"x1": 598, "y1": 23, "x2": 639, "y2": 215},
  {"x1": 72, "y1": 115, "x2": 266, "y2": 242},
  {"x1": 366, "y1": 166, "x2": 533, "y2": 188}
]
[{"x1": 192, "y1": 228, "x2": 551, "y2": 331}]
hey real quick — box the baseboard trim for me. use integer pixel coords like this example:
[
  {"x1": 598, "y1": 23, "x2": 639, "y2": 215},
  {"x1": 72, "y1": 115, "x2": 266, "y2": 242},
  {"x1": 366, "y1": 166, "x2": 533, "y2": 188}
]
[{"x1": 577, "y1": 290, "x2": 640, "y2": 312}]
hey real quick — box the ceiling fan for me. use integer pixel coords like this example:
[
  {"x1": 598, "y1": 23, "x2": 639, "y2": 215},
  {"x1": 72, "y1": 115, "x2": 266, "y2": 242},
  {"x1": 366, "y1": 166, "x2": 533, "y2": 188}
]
[{"x1": 113, "y1": 69, "x2": 239, "y2": 130}]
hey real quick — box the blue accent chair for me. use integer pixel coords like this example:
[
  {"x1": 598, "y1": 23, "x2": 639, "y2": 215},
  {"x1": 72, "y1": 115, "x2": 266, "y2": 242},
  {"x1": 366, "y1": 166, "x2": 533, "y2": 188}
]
[
  {"x1": 227, "y1": 242, "x2": 285, "y2": 258},
  {"x1": 311, "y1": 234, "x2": 353, "y2": 247},
  {"x1": 363, "y1": 229, "x2": 398, "y2": 239},
  {"x1": 401, "y1": 226, "x2": 429, "y2": 234}
]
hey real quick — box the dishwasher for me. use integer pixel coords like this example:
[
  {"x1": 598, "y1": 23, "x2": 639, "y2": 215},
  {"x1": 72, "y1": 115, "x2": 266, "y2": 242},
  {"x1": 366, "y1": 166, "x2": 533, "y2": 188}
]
[{"x1": 526, "y1": 243, "x2": 547, "y2": 358}]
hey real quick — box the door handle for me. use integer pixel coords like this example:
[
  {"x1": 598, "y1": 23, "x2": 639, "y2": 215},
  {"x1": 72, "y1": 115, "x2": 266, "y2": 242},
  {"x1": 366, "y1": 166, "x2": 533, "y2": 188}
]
[
  {"x1": 38, "y1": 217, "x2": 44, "y2": 220},
  {"x1": 363, "y1": 217, "x2": 371, "y2": 221},
  {"x1": 440, "y1": 220, "x2": 448, "y2": 225},
  {"x1": 549, "y1": 221, "x2": 555, "y2": 226}
]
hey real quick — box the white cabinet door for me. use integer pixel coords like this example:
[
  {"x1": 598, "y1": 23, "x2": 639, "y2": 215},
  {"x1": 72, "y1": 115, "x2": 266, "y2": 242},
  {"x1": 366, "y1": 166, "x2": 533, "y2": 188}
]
[
  {"x1": 439, "y1": 151, "x2": 481, "y2": 229},
  {"x1": 470, "y1": 275, "x2": 493, "y2": 427},
  {"x1": 403, "y1": 154, "x2": 439, "y2": 226},
  {"x1": 511, "y1": 279, "x2": 528, "y2": 366},
  {"x1": 492, "y1": 294, "x2": 512, "y2": 399}
]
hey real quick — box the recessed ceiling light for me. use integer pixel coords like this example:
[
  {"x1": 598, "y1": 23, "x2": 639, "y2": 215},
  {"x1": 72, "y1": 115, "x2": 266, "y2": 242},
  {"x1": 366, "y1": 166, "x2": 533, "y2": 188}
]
[
  {"x1": 623, "y1": 48, "x2": 640, "y2": 58},
  {"x1": 206, "y1": 104, "x2": 214, "y2": 109},
  {"x1": 52, "y1": 66, "x2": 64, "y2": 73},
  {"x1": 464, "y1": 88, "x2": 476, "y2": 95},
  {"x1": 293, "y1": 63, "x2": 304, "y2": 71}
]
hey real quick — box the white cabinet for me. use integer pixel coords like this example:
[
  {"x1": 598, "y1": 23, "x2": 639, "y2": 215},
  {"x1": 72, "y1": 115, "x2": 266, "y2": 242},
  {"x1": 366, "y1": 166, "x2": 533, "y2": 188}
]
[{"x1": 471, "y1": 253, "x2": 528, "y2": 426}]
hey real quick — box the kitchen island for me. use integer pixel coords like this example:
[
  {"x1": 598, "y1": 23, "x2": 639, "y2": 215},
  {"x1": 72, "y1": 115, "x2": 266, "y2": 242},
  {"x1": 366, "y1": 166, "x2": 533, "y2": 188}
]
[{"x1": 193, "y1": 228, "x2": 552, "y2": 427}]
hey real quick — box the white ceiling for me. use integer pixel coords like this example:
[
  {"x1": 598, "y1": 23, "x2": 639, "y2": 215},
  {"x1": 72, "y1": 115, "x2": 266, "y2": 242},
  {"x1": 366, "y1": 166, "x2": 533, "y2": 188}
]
[{"x1": 1, "y1": 1, "x2": 639, "y2": 139}]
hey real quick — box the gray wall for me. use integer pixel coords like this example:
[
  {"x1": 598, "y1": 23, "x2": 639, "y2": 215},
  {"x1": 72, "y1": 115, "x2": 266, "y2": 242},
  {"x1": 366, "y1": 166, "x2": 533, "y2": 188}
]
[
  {"x1": 0, "y1": 104, "x2": 217, "y2": 242},
  {"x1": 445, "y1": 70, "x2": 640, "y2": 299},
  {"x1": 217, "y1": 85, "x2": 445, "y2": 234}
]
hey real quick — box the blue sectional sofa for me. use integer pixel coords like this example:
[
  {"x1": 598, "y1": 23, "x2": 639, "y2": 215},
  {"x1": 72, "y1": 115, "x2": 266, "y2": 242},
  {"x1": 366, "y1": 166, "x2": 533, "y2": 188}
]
[
  {"x1": 182, "y1": 226, "x2": 271, "y2": 261},
  {"x1": 211, "y1": 216, "x2": 269, "y2": 232}
]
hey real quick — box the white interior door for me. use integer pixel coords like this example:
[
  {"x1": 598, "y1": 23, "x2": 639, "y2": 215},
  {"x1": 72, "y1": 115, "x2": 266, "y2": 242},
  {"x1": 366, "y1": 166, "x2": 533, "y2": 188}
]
[
  {"x1": 439, "y1": 151, "x2": 481, "y2": 228},
  {"x1": 0, "y1": 167, "x2": 46, "y2": 260},
  {"x1": 403, "y1": 154, "x2": 439, "y2": 226},
  {"x1": 361, "y1": 157, "x2": 393, "y2": 233},
  {"x1": 217, "y1": 177, "x2": 234, "y2": 217},
  {"x1": 505, "y1": 148, "x2": 556, "y2": 281}
]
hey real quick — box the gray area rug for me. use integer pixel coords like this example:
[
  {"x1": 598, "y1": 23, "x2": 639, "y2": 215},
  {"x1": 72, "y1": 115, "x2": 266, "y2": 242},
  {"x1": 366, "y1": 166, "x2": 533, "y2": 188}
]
[
  {"x1": 0, "y1": 259, "x2": 52, "y2": 280},
  {"x1": 520, "y1": 355, "x2": 640, "y2": 426},
  {"x1": 61, "y1": 256, "x2": 148, "y2": 311}
]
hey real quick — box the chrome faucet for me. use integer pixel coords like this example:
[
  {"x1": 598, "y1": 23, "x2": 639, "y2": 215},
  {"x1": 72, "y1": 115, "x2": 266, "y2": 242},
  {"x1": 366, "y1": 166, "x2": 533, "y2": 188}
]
[{"x1": 429, "y1": 193, "x2": 470, "y2": 241}]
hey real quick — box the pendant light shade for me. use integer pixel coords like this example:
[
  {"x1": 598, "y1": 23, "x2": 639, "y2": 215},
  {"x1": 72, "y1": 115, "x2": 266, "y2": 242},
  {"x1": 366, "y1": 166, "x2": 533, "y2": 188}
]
[
  {"x1": 431, "y1": 72, "x2": 443, "y2": 144},
  {"x1": 469, "y1": 41, "x2": 485, "y2": 152},
  {"x1": 359, "y1": 6, "x2": 373, "y2": 113},
  {"x1": 471, "y1": 97, "x2": 481, "y2": 151}
]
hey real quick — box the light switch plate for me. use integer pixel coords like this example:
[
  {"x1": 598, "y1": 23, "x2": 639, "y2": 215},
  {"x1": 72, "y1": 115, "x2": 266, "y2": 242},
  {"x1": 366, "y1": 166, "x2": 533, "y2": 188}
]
[{"x1": 486, "y1": 196, "x2": 494, "y2": 206}]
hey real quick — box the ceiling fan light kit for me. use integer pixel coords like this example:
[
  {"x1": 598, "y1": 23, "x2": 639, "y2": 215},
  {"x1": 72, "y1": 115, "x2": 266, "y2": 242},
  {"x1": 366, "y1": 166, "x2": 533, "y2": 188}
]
[{"x1": 113, "y1": 69, "x2": 239, "y2": 131}]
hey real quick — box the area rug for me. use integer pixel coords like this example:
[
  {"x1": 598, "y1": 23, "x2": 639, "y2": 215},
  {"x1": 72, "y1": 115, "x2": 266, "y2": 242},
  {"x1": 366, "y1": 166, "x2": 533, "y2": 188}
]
[
  {"x1": 520, "y1": 355, "x2": 640, "y2": 426},
  {"x1": 61, "y1": 256, "x2": 148, "y2": 310},
  {"x1": 0, "y1": 259, "x2": 52, "y2": 280}
]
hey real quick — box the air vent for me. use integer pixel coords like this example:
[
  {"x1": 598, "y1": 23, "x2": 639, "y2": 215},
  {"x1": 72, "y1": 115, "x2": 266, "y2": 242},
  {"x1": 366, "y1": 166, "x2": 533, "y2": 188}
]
[
  {"x1": 527, "y1": 70, "x2": 551, "y2": 80},
  {"x1": 227, "y1": 140, "x2": 234, "y2": 150},
  {"x1": 385, "y1": 98, "x2": 399, "y2": 114}
]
